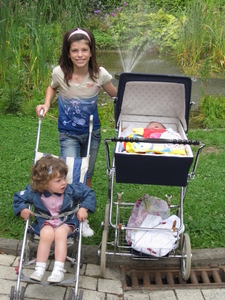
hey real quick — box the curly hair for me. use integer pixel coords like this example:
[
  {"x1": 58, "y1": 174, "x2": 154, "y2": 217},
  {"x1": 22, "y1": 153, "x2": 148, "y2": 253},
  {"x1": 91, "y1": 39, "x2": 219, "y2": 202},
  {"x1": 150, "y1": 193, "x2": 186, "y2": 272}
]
[{"x1": 32, "y1": 156, "x2": 68, "y2": 193}]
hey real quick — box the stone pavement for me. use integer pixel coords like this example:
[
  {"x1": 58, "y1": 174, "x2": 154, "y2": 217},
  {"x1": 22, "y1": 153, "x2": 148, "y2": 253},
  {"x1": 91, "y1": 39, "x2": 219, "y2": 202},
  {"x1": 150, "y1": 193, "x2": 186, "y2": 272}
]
[{"x1": 0, "y1": 238, "x2": 225, "y2": 300}]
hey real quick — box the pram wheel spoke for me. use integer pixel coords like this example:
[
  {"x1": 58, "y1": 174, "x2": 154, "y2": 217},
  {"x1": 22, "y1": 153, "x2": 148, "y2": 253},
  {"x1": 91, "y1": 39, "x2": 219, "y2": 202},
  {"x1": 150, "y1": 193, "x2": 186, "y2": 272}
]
[
  {"x1": 10, "y1": 286, "x2": 15, "y2": 300},
  {"x1": 181, "y1": 233, "x2": 191, "y2": 280},
  {"x1": 100, "y1": 229, "x2": 108, "y2": 278}
]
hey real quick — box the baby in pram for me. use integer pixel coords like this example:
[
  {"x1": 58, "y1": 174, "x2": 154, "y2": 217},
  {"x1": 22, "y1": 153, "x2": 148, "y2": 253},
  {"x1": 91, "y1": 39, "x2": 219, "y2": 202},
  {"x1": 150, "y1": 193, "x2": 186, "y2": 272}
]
[
  {"x1": 14, "y1": 156, "x2": 96, "y2": 283},
  {"x1": 120, "y1": 121, "x2": 187, "y2": 155}
]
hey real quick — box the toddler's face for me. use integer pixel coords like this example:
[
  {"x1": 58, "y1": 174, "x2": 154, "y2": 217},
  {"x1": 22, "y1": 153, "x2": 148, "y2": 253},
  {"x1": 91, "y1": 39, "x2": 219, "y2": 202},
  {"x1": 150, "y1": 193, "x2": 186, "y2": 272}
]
[
  {"x1": 147, "y1": 122, "x2": 164, "y2": 129},
  {"x1": 47, "y1": 174, "x2": 67, "y2": 194}
]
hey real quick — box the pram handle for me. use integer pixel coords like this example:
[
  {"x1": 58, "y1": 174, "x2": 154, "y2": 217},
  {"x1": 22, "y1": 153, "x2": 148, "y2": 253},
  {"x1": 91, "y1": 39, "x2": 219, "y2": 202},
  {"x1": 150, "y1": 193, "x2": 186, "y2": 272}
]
[{"x1": 106, "y1": 137, "x2": 203, "y2": 146}]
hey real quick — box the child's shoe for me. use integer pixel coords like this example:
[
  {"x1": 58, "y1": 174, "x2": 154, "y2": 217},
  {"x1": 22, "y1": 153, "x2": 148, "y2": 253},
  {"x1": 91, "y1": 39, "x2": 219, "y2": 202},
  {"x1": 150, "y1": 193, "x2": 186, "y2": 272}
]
[
  {"x1": 48, "y1": 261, "x2": 65, "y2": 283},
  {"x1": 82, "y1": 220, "x2": 94, "y2": 237},
  {"x1": 30, "y1": 266, "x2": 45, "y2": 282}
]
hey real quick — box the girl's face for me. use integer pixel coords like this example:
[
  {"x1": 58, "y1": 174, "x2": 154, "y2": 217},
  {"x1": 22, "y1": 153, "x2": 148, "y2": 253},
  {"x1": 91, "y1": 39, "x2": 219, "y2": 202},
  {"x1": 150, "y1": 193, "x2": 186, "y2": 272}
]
[
  {"x1": 47, "y1": 175, "x2": 67, "y2": 194},
  {"x1": 69, "y1": 40, "x2": 92, "y2": 69}
]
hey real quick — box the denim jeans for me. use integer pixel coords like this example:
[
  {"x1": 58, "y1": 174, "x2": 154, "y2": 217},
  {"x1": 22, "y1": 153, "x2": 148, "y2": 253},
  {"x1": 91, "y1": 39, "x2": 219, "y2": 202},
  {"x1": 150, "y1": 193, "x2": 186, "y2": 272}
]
[{"x1": 59, "y1": 129, "x2": 101, "y2": 179}]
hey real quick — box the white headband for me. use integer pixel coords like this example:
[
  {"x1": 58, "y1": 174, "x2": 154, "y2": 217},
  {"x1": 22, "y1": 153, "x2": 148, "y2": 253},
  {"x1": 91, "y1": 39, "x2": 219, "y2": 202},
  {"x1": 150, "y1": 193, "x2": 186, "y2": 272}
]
[{"x1": 68, "y1": 28, "x2": 91, "y2": 42}]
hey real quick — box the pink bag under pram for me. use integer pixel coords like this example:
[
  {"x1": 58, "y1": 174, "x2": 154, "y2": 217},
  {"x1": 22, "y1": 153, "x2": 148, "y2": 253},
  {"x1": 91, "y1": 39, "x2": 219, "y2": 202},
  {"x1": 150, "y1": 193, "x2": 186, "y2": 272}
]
[{"x1": 126, "y1": 195, "x2": 184, "y2": 257}]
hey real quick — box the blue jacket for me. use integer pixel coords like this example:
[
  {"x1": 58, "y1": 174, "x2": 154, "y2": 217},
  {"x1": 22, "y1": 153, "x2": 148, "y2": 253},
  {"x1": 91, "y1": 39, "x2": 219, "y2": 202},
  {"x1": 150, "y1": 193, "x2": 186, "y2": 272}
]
[{"x1": 14, "y1": 182, "x2": 96, "y2": 235}]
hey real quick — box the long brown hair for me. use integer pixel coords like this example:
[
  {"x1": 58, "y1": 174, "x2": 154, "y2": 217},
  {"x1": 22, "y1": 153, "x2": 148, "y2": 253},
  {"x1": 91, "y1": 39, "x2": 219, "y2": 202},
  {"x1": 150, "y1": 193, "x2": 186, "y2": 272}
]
[{"x1": 59, "y1": 28, "x2": 99, "y2": 86}]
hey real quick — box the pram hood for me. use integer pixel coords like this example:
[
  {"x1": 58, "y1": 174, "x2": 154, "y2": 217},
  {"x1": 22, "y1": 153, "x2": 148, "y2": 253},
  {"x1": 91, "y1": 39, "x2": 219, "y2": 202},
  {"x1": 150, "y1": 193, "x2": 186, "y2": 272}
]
[{"x1": 116, "y1": 73, "x2": 192, "y2": 132}]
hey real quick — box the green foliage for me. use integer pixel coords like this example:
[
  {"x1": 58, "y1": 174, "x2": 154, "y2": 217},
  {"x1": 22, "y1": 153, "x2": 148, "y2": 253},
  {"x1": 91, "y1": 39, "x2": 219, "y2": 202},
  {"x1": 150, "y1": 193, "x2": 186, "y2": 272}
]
[
  {"x1": 194, "y1": 95, "x2": 225, "y2": 129},
  {"x1": 0, "y1": 0, "x2": 225, "y2": 116},
  {"x1": 174, "y1": 0, "x2": 225, "y2": 75}
]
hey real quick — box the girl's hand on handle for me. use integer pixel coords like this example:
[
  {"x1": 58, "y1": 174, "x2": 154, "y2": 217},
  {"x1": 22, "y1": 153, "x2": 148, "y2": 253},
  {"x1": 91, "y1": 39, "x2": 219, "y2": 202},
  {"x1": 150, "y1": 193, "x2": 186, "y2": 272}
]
[
  {"x1": 77, "y1": 207, "x2": 88, "y2": 222},
  {"x1": 36, "y1": 104, "x2": 49, "y2": 117},
  {"x1": 20, "y1": 208, "x2": 34, "y2": 221}
]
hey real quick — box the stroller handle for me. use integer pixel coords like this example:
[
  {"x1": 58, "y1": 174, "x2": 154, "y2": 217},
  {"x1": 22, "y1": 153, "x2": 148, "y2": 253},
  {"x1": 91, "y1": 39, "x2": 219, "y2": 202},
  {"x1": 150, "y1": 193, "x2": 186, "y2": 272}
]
[{"x1": 40, "y1": 109, "x2": 44, "y2": 117}]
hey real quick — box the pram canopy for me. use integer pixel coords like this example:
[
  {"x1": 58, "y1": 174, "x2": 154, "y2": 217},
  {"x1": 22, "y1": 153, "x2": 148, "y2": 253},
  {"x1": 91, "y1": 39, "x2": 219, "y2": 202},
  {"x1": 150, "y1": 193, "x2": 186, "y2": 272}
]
[{"x1": 116, "y1": 73, "x2": 192, "y2": 132}]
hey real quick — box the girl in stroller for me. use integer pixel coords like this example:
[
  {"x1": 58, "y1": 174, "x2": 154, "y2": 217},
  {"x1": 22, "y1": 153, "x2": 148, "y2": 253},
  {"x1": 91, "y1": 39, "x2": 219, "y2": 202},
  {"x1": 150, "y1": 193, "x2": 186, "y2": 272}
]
[{"x1": 14, "y1": 156, "x2": 96, "y2": 283}]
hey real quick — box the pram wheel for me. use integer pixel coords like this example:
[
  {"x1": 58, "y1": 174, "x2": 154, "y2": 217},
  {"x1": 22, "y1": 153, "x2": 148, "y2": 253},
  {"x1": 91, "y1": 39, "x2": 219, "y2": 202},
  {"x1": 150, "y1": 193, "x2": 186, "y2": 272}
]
[
  {"x1": 181, "y1": 233, "x2": 191, "y2": 280},
  {"x1": 104, "y1": 204, "x2": 110, "y2": 231},
  {"x1": 10, "y1": 286, "x2": 15, "y2": 300},
  {"x1": 100, "y1": 229, "x2": 107, "y2": 278}
]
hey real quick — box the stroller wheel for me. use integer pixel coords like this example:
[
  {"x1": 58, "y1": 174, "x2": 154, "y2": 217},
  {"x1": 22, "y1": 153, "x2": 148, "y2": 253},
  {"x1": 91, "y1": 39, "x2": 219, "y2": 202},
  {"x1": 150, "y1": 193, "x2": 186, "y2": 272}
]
[
  {"x1": 100, "y1": 229, "x2": 108, "y2": 278},
  {"x1": 20, "y1": 286, "x2": 26, "y2": 300},
  {"x1": 10, "y1": 286, "x2": 15, "y2": 300},
  {"x1": 181, "y1": 233, "x2": 191, "y2": 280},
  {"x1": 104, "y1": 204, "x2": 110, "y2": 232},
  {"x1": 78, "y1": 290, "x2": 83, "y2": 300},
  {"x1": 68, "y1": 289, "x2": 75, "y2": 300}
]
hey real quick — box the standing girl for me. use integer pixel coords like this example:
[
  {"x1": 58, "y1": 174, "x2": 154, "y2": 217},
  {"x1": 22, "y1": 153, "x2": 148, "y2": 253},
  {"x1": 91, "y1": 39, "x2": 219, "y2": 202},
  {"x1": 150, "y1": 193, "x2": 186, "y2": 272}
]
[
  {"x1": 14, "y1": 156, "x2": 96, "y2": 283},
  {"x1": 36, "y1": 28, "x2": 117, "y2": 236}
]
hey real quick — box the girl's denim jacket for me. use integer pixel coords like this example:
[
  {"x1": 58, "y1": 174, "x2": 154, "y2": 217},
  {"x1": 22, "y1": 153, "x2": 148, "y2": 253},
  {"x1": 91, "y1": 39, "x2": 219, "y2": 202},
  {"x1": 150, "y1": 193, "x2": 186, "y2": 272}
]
[{"x1": 14, "y1": 182, "x2": 96, "y2": 235}]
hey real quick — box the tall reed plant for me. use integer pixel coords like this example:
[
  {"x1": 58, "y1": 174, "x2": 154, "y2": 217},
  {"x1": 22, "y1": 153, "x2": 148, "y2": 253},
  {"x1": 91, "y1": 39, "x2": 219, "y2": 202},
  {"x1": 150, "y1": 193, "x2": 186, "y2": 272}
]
[
  {"x1": 174, "y1": 0, "x2": 225, "y2": 75},
  {"x1": 0, "y1": 0, "x2": 89, "y2": 115}
]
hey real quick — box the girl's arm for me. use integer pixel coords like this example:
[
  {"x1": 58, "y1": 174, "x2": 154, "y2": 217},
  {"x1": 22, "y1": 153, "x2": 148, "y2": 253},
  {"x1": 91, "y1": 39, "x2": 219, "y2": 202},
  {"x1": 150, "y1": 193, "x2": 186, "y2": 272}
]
[
  {"x1": 36, "y1": 86, "x2": 56, "y2": 117},
  {"x1": 102, "y1": 81, "x2": 118, "y2": 97},
  {"x1": 14, "y1": 185, "x2": 34, "y2": 218},
  {"x1": 71, "y1": 183, "x2": 96, "y2": 214}
]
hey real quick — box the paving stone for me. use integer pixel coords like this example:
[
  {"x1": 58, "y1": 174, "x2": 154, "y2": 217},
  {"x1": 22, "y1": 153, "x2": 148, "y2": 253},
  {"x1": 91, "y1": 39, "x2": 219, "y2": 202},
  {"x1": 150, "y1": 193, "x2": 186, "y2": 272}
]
[
  {"x1": 98, "y1": 278, "x2": 123, "y2": 295},
  {"x1": 86, "y1": 263, "x2": 101, "y2": 277},
  {"x1": 105, "y1": 267, "x2": 122, "y2": 281},
  {"x1": 124, "y1": 291, "x2": 149, "y2": 300},
  {"x1": 25, "y1": 284, "x2": 66, "y2": 299},
  {"x1": 107, "y1": 294, "x2": 123, "y2": 300},
  {"x1": 64, "y1": 260, "x2": 86, "y2": 276},
  {"x1": 82, "y1": 289, "x2": 105, "y2": 300},
  {"x1": 175, "y1": 289, "x2": 204, "y2": 300},
  {"x1": 0, "y1": 266, "x2": 17, "y2": 280},
  {"x1": 0, "y1": 278, "x2": 26, "y2": 295},
  {"x1": 0, "y1": 254, "x2": 16, "y2": 266},
  {"x1": 78, "y1": 275, "x2": 97, "y2": 290},
  {"x1": 149, "y1": 290, "x2": 176, "y2": 300},
  {"x1": 202, "y1": 288, "x2": 225, "y2": 300}
]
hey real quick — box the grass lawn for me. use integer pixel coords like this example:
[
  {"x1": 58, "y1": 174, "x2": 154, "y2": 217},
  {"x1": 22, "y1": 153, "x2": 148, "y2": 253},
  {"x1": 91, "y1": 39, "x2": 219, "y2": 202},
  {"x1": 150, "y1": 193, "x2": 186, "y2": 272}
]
[{"x1": 0, "y1": 113, "x2": 224, "y2": 249}]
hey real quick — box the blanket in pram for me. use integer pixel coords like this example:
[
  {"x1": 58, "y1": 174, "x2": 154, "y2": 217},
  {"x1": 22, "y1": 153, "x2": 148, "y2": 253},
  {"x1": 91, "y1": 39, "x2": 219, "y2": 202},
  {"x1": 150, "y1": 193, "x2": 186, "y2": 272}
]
[
  {"x1": 120, "y1": 127, "x2": 187, "y2": 155},
  {"x1": 126, "y1": 195, "x2": 184, "y2": 257}
]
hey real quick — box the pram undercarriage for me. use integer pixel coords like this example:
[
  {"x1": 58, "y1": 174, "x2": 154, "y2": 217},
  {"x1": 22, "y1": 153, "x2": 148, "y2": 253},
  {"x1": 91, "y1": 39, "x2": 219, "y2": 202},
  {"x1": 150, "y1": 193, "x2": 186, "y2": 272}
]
[{"x1": 98, "y1": 72, "x2": 205, "y2": 280}]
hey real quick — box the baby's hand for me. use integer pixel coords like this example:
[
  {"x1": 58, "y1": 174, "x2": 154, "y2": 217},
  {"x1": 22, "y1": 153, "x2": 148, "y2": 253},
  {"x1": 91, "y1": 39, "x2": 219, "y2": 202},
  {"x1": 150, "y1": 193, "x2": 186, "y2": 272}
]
[
  {"x1": 20, "y1": 208, "x2": 34, "y2": 221},
  {"x1": 77, "y1": 207, "x2": 88, "y2": 222}
]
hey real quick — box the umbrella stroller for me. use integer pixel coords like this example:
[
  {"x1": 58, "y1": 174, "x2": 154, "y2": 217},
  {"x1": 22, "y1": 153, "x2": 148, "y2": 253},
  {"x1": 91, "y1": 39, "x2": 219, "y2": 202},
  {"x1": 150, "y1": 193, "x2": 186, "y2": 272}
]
[{"x1": 11, "y1": 111, "x2": 94, "y2": 300}]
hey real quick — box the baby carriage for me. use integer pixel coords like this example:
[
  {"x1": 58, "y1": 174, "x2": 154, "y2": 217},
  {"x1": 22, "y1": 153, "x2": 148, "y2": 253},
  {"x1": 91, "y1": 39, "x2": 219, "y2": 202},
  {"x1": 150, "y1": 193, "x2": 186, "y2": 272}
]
[
  {"x1": 11, "y1": 111, "x2": 93, "y2": 300},
  {"x1": 98, "y1": 72, "x2": 205, "y2": 280}
]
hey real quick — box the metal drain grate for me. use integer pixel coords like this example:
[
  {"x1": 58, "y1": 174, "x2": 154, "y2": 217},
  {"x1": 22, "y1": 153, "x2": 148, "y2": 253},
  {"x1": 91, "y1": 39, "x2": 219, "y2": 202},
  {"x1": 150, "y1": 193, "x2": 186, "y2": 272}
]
[{"x1": 121, "y1": 266, "x2": 225, "y2": 290}]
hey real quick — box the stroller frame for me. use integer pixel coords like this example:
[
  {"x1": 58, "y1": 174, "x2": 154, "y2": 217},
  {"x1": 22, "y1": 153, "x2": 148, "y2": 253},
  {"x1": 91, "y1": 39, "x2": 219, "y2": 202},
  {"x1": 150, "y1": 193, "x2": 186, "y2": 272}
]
[
  {"x1": 11, "y1": 112, "x2": 93, "y2": 300},
  {"x1": 98, "y1": 72, "x2": 205, "y2": 280}
]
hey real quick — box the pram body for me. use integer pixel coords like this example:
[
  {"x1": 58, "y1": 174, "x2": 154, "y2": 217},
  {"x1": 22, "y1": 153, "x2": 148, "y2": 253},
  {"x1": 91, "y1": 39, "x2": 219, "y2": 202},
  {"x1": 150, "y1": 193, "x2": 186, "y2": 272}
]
[
  {"x1": 11, "y1": 113, "x2": 93, "y2": 300},
  {"x1": 99, "y1": 72, "x2": 204, "y2": 280}
]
